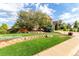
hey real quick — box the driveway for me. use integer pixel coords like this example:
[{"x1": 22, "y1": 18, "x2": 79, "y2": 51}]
[{"x1": 35, "y1": 31, "x2": 79, "y2": 56}]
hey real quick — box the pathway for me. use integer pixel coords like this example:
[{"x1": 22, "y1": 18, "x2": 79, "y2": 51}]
[{"x1": 34, "y1": 31, "x2": 79, "y2": 56}]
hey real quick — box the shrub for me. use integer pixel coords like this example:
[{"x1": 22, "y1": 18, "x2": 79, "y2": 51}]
[
  {"x1": 63, "y1": 27, "x2": 67, "y2": 31},
  {"x1": 77, "y1": 28, "x2": 79, "y2": 32},
  {"x1": 70, "y1": 28, "x2": 73, "y2": 31},
  {"x1": 0, "y1": 29, "x2": 7, "y2": 34},
  {"x1": 8, "y1": 28, "x2": 19, "y2": 33},
  {"x1": 44, "y1": 35, "x2": 48, "y2": 38},
  {"x1": 43, "y1": 25, "x2": 53, "y2": 32}
]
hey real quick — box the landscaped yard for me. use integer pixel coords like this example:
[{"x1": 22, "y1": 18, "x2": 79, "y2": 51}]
[
  {"x1": 0, "y1": 32, "x2": 71, "y2": 56},
  {"x1": 0, "y1": 32, "x2": 46, "y2": 40}
]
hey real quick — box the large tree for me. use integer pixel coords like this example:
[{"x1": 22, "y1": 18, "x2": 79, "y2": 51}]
[
  {"x1": 14, "y1": 10, "x2": 36, "y2": 31},
  {"x1": 13, "y1": 10, "x2": 53, "y2": 32}
]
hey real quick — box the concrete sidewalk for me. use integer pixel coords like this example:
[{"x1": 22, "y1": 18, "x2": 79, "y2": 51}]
[{"x1": 34, "y1": 31, "x2": 79, "y2": 56}]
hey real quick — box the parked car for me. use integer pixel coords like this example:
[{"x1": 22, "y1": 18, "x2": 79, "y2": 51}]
[{"x1": 68, "y1": 32, "x2": 73, "y2": 36}]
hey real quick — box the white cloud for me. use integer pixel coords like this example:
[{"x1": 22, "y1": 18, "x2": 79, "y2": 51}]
[
  {"x1": 59, "y1": 13, "x2": 72, "y2": 19},
  {"x1": 72, "y1": 7, "x2": 79, "y2": 12},
  {"x1": 29, "y1": 3, "x2": 56, "y2": 16},
  {"x1": 0, "y1": 17, "x2": 17, "y2": 23},
  {"x1": 0, "y1": 12, "x2": 7, "y2": 15},
  {"x1": 0, "y1": 3, "x2": 24, "y2": 24},
  {"x1": 59, "y1": 12, "x2": 79, "y2": 24},
  {"x1": 0, "y1": 3, "x2": 23, "y2": 12},
  {"x1": 59, "y1": 7, "x2": 79, "y2": 23},
  {"x1": 0, "y1": 18, "x2": 10, "y2": 23},
  {"x1": 39, "y1": 5, "x2": 55, "y2": 15},
  {"x1": 0, "y1": 3, "x2": 24, "y2": 17}
]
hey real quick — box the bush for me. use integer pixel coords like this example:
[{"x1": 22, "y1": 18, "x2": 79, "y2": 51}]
[
  {"x1": 68, "y1": 32, "x2": 73, "y2": 36},
  {"x1": 70, "y1": 28, "x2": 73, "y2": 31},
  {"x1": 0, "y1": 29, "x2": 7, "y2": 34},
  {"x1": 43, "y1": 25, "x2": 53, "y2": 32},
  {"x1": 63, "y1": 27, "x2": 67, "y2": 31},
  {"x1": 77, "y1": 28, "x2": 79, "y2": 32},
  {"x1": 8, "y1": 28, "x2": 19, "y2": 33},
  {"x1": 63, "y1": 28, "x2": 66, "y2": 31}
]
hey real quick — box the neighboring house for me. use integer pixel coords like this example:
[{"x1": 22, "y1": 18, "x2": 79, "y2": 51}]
[
  {"x1": 8, "y1": 28, "x2": 28, "y2": 33},
  {"x1": 18, "y1": 28, "x2": 28, "y2": 33}
]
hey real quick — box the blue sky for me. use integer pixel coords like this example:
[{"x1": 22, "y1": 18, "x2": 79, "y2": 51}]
[{"x1": 0, "y1": 3, "x2": 79, "y2": 27}]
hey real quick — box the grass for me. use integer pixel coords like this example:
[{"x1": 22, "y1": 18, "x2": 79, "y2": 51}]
[{"x1": 0, "y1": 33, "x2": 71, "y2": 56}]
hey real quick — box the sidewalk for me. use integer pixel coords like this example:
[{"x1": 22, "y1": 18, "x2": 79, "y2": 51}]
[{"x1": 34, "y1": 31, "x2": 79, "y2": 56}]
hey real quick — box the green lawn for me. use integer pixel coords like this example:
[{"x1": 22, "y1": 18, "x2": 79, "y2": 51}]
[{"x1": 0, "y1": 33, "x2": 71, "y2": 56}]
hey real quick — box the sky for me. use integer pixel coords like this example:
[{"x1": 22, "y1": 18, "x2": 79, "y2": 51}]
[{"x1": 0, "y1": 3, "x2": 79, "y2": 27}]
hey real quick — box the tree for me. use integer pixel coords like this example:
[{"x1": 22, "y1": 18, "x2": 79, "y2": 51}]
[
  {"x1": 70, "y1": 28, "x2": 73, "y2": 31},
  {"x1": 54, "y1": 20, "x2": 63, "y2": 30},
  {"x1": 0, "y1": 23, "x2": 8, "y2": 30},
  {"x1": 16, "y1": 10, "x2": 35, "y2": 31},
  {"x1": 0, "y1": 23, "x2": 8, "y2": 34},
  {"x1": 14, "y1": 10, "x2": 53, "y2": 32},
  {"x1": 67, "y1": 23, "x2": 71, "y2": 29},
  {"x1": 77, "y1": 27, "x2": 79, "y2": 32},
  {"x1": 61, "y1": 23, "x2": 67, "y2": 31},
  {"x1": 54, "y1": 21, "x2": 59, "y2": 30},
  {"x1": 33, "y1": 10, "x2": 53, "y2": 30},
  {"x1": 58, "y1": 20, "x2": 63, "y2": 29},
  {"x1": 74, "y1": 21, "x2": 79, "y2": 28},
  {"x1": 62, "y1": 23, "x2": 67, "y2": 31}
]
